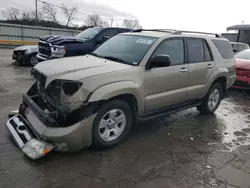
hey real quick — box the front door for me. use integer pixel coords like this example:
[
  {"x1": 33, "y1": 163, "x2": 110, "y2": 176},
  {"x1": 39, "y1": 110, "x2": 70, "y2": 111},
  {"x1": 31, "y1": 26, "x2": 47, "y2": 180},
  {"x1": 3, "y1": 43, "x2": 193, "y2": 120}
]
[{"x1": 144, "y1": 38, "x2": 189, "y2": 112}]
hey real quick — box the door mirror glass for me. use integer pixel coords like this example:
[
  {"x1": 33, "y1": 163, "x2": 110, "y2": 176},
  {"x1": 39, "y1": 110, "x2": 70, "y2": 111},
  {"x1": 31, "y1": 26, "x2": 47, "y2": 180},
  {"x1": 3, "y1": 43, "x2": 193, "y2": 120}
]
[
  {"x1": 103, "y1": 35, "x2": 111, "y2": 41},
  {"x1": 96, "y1": 35, "x2": 111, "y2": 45},
  {"x1": 147, "y1": 54, "x2": 171, "y2": 69}
]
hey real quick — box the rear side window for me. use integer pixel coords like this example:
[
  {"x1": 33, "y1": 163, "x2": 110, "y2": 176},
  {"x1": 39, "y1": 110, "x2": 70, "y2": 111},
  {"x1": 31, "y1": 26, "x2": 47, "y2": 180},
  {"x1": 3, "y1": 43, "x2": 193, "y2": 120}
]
[
  {"x1": 204, "y1": 40, "x2": 213, "y2": 61},
  {"x1": 212, "y1": 40, "x2": 234, "y2": 59},
  {"x1": 234, "y1": 50, "x2": 250, "y2": 60},
  {"x1": 187, "y1": 39, "x2": 204, "y2": 63}
]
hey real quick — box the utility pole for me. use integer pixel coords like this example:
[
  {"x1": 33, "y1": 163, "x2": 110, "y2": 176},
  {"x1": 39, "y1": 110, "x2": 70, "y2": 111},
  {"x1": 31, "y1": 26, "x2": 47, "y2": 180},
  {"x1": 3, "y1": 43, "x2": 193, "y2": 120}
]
[
  {"x1": 35, "y1": 0, "x2": 38, "y2": 26},
  {"x1": 111, "y1": 18, "x2": 113, "y2": 27}
]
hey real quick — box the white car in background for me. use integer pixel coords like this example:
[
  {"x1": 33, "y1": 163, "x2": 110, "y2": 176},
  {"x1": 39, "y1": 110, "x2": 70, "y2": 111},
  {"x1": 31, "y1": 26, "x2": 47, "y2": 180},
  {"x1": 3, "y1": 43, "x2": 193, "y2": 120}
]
[
  {"x1": 12, "y1": 45, "x2": 38, "y2": 66},
  {"x1": 231, "y1": 42, "x2": 249, "y2": 54}
]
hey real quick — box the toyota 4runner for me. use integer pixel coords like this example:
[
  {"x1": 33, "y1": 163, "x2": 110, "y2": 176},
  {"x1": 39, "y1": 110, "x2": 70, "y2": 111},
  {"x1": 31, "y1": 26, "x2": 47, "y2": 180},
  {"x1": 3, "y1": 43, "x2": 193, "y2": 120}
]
[{"x1": 6, "y1": 29, "x2": 236, "y2": 159}]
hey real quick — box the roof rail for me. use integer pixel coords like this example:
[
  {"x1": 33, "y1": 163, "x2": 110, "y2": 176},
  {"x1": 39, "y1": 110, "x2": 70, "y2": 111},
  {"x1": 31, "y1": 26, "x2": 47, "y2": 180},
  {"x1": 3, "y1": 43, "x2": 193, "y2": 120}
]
[
  {"x1": 131, "y1": 29, "x2": 177, "y2": 33},
  {"x1": 173, "y1": 30, "x2": 223, "y2": 38}
]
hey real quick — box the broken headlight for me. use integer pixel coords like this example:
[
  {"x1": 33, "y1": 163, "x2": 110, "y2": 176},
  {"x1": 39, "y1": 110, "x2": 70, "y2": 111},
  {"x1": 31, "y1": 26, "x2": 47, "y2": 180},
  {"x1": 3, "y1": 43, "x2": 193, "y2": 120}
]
[
  {"x1": 47, "y1": 80, "x2": 83, "y2": 97},
  {"x1": 46, "y1": 80, "x2": 84, "y2": 111},
  {"x1": 62, "y1": 81, "x2": 83, "y2": 96}
]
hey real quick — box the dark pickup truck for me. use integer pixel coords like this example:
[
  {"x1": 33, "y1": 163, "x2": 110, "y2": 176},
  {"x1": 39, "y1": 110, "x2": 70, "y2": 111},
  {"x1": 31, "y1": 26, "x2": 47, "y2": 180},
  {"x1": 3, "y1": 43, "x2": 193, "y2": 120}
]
[{"x1": 37, "y1": 27, "x2": 131, "y2": 63}]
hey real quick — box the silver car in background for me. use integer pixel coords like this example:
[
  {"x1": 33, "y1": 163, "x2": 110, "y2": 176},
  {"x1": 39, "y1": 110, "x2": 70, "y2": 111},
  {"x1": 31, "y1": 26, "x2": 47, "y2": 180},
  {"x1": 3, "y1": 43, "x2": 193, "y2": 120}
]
[{"x1": 231, "y1": 42, "x2": 249, "y2": 54}]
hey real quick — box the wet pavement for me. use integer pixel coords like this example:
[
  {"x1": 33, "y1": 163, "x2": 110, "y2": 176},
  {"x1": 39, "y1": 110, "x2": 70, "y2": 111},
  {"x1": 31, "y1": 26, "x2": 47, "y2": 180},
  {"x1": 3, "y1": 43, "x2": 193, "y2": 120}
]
[{"x1": 1, "y1": 49, "x2": 250, "y2": 188}]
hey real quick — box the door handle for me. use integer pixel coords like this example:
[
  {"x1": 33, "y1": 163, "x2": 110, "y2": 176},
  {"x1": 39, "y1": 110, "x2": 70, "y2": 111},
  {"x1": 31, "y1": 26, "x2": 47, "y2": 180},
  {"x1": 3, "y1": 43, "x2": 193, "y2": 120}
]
[
  {"x1": 207, "y1": 64, "x2": 213, "y2": 69},
  {"x1": 180, "y1": 68, "x2": 188, "y2": 72}
]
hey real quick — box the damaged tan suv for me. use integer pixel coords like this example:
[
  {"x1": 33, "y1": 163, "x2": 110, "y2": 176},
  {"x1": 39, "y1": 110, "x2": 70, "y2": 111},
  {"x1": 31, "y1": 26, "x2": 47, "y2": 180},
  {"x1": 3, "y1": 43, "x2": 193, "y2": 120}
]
[{"x1": 6, "y1": 29, "x2": 236, "y2": 159}]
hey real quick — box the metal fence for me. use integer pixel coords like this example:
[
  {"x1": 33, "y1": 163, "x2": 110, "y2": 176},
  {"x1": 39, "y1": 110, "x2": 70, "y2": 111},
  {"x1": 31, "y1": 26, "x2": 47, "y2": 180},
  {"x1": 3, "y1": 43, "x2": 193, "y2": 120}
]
[{"x1": 0, "y1": 23, "x2": 80, "y2": 41}]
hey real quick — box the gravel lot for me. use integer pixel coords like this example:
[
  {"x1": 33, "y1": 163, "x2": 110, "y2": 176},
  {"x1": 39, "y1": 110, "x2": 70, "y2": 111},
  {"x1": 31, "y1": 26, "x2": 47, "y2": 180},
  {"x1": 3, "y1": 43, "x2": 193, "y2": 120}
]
[{"x1": 1, "y1": 49, "x2": 250, "y2": 188}]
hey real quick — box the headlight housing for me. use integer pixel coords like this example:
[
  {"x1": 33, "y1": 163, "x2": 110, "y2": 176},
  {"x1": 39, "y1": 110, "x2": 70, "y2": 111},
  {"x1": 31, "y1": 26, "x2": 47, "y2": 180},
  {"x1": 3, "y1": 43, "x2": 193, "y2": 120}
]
[
  {"x1": 47, "y1": 80, "x2": 83, "y2": 98},
  {"x1": 51, "y1": 45, "x2": 66, "y2": 57},
  {"x1": 22, "y1": 139, "x2": 54, "y2": 159},
  {"x1": 46, "y1": 80, "x2": 84, "y2": 111}
]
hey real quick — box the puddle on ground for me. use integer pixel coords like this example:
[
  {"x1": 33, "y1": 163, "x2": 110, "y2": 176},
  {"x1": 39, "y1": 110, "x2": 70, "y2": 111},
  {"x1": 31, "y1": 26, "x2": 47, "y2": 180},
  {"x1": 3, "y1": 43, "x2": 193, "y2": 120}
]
[{"x1": 217, "y1": 96, "x2": 250, "y2": 151}]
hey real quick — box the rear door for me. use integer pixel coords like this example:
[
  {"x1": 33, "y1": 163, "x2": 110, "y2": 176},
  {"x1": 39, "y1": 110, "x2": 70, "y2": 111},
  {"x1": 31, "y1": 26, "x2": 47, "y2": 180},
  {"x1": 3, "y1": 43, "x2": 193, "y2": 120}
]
[{"x1": 186, "y1": 38, "x2": 216, "y2": 100}]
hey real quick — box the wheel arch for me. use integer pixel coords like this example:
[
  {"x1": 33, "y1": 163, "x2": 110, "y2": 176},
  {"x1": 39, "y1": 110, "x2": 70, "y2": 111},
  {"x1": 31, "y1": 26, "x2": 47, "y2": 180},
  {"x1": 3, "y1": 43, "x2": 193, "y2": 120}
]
[{"x1": 211, "y1": 76, "x2": 227, "y2": 96}]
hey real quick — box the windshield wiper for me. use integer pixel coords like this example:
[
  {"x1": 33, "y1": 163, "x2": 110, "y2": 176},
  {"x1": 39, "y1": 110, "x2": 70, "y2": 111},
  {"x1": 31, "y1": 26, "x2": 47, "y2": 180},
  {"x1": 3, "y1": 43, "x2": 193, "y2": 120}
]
[{"x1": 102, "y1": 56, "x2": 130, "y2": 65}]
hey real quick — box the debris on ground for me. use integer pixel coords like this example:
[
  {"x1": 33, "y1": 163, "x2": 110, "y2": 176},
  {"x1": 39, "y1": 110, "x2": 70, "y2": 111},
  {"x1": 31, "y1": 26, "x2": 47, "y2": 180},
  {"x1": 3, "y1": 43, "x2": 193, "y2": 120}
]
[{"x1": 206, "y1": 165, "x2": 212, "y2": 169}]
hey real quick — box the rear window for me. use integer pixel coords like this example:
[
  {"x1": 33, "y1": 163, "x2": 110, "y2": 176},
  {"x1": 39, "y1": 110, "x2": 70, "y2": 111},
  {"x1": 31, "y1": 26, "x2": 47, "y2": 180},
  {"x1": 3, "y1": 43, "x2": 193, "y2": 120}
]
[
  {"x1": 235, "y1": 50, "x2": 250, "y2": 60},
  {"x1": 212, "y1": 40, "x2": 234, "y2": 59}
]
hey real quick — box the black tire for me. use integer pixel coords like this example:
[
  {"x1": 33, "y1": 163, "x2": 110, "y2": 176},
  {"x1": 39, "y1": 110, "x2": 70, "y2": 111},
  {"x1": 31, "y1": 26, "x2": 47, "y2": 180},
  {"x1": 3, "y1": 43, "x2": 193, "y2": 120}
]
[
  {"x1": 92, "y1": 99, "x2": 133, "y2": 148},
  {"x1": 197, "y1": 83, "x2": 223, "y2": 114},
  {"x1": 28, "y1": 53, "x2": 37, "y2": 66}
]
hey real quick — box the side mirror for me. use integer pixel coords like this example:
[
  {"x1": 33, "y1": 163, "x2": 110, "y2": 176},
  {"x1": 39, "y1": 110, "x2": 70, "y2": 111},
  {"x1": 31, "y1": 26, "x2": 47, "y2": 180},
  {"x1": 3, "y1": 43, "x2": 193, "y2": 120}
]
[
  {"x1": 103, "y1": 35, "x2": 111, "y2": 41},
  {"x1": 146, "y1": 54, "x2": 171, "y2": 69},
  {"x1": 233, "y1": 49, "x2": 238, "y2": 53},
  {"x1": 96, "y1": 35, "x2": 111, "y2": 44}
]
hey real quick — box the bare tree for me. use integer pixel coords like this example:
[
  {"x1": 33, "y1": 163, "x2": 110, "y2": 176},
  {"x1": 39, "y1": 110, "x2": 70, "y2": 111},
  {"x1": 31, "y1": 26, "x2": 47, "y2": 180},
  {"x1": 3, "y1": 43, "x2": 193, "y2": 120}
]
[
  {"x1": 1, "y1": 7, "x2": 20, "y2": 20},
  {"x1": 122, "y1": 19, "x2": 142, "y2": 29},
  {"x1": 30, "y1": 11, "x2": 44, "y2": 21},
  {"x1": 61, "y1": 4, "x2": 79, "y2": 27},
  {"x1": 101, "y1": 20, "x2": 110, "y2": 27},
  {"x1": 21, "y1": 12, "x2": 31, "y2": 20},
  {"x1": 42, "y1": 3, "x2": 58, "y2": 23},
  {"x1": 85, "y1": 14, "x2": 109, "y2": 27}
]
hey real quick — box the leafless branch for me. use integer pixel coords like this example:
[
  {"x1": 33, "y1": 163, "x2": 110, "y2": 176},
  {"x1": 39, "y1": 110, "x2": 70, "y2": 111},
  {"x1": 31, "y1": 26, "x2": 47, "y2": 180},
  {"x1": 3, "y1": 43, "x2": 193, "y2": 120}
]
[
  {"x1": 1, "y1": 7, "x2": 20, "y2": 20},
  {"x1": 61, "y1": 4, "x2": 79, "y2": 27},
  {"x1": 85, "y1": 14, "x2": 110, "y2": 27},
  {"x1": 122, "y1": 19, "x2": 142, "y2": 29},
  {"x1": 42, "y1": 4, "x2": 58, "y2": 23}
]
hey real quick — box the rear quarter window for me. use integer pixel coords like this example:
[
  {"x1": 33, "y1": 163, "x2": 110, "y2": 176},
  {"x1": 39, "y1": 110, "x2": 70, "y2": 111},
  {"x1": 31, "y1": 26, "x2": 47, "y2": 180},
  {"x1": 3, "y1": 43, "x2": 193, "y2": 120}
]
[{"x1": 212, "y1": 40, "x2": 234, "y2": 59}]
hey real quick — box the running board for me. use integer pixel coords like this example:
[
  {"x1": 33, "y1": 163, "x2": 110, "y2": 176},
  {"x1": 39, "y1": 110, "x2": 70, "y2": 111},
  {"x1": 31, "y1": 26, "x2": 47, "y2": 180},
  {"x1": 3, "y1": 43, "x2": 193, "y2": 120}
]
[{"x1": 139, "y1": 100, "x2": 201, "y2": 121}]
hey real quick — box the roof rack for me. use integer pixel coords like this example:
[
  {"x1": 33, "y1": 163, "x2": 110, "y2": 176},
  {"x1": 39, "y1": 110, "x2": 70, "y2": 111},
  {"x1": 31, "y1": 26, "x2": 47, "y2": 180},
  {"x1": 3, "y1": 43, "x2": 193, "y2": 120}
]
[
  {"x1": 131, "y1": 29, "x2": 223, "y2": 38},
  {"x1": 173, "y1": 30, "x2": 223, "y2": 38},
  {"x1": 131, "y1": 29, "x2": 177, "y2": 33}
]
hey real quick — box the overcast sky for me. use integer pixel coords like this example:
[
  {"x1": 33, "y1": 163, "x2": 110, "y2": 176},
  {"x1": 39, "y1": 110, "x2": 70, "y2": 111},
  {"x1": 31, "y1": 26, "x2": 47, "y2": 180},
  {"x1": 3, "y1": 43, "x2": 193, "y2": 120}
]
[{"x1": 1, "y1": 0, "x2": 250, "y2": 32}]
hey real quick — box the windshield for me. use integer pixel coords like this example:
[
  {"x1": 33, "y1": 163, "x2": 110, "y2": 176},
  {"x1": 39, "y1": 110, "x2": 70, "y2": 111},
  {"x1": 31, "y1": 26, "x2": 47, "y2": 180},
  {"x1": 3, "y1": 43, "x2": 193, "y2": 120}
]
[
  {"x1": 93, "y1": 35, "x2": 157, "y2": 65},
  {"x1": 76, "y1": 28, "x2": 103, "y2": 39},
  {"x1": 235, "y1": 50, "x2": 250, "y2": 60}
]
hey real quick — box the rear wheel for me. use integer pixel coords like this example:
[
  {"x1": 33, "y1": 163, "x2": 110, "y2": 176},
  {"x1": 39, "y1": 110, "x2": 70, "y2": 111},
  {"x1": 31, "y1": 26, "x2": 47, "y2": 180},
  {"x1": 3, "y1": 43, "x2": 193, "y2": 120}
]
[
  {"x1": 92, "y1": 100, "x2": 133, "y2": 148},
  {"x1": 197, "y1": 83, "x2": 223, "y2": 114}
]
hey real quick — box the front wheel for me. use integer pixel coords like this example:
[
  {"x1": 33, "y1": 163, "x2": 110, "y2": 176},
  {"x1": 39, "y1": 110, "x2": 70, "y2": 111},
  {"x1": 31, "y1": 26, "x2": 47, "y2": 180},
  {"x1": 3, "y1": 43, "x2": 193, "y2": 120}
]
[
  {"x1": 28, "y1": 54, "x2": 37, "y2": 66},
  {"x1": 197, "y1": 83, "x2": 223, "y2": 114},
  {"x1": 92, "y1": 100, "x2": 133, "y2": 148}
]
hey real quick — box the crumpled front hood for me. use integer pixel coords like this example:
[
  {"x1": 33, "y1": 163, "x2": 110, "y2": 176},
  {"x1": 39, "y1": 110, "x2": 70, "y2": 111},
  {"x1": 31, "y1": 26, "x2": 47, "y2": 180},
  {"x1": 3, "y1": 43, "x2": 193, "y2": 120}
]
[
  {"x1": 14, "y1": 45, "x2": 38, "y2": 51},
  {"x1": 235, "y1": 59, "x2": 250, "y2": 70},
  {"x1": 39, "y1": 35, "x2": 86, "y2": 45},
  {"x1": 34, "y1": 55, "x2": 133, "y2": 83}
]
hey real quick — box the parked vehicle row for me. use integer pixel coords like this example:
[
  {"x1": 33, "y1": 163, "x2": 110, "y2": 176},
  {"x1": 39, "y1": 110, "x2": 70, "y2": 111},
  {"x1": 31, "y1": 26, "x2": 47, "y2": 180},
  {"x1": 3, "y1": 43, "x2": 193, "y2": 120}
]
[
  {"x1": 6, "y1": 29, "x2": 236, "y2": 159},
  {"x1": 37, "y1": 27, "x2": 131, "y2": 63}
]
